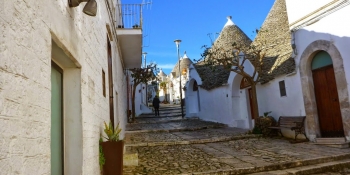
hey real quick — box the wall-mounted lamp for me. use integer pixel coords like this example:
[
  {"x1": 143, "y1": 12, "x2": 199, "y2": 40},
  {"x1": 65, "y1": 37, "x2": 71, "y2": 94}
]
[
  {"x1": 182, "y1": 68, "x2": 187, "y2": 75},
  {"x1": 69, "y1": 0, "x2": 97, "y2": 16}
]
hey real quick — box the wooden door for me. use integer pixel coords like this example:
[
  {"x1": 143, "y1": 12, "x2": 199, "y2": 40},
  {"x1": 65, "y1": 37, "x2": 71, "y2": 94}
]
[
  {"x1": 107, "y1": 37, "x2": 115, "y2": 126},
  {"x1": 248, "y1": 88, "x2": 255, "y2": 120},
  {"x1": 312, "y1": 65, "x2": 344, "y2": 137}
]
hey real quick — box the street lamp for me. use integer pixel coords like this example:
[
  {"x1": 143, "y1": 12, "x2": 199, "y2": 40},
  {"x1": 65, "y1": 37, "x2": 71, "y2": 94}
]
[
  {"x1": 174, "y1": 39, "x2": 184, "y2": 118},
  {"x1": 142, "y1": 52, "x2": 148, "y2": 105}
]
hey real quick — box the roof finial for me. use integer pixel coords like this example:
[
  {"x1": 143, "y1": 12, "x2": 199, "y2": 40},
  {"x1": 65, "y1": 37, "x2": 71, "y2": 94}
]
[
  {"x1": 183, "y1": 51, "x2": 189, "y2": 59},
  {"x1": 224, "y1": 15, "x2": 235, "y2": 27}
]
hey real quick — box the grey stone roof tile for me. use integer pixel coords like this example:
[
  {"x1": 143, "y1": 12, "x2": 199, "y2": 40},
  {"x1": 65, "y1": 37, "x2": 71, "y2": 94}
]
[{"x1": 252, "y1": 0, "x2": 296, "y2": 84}]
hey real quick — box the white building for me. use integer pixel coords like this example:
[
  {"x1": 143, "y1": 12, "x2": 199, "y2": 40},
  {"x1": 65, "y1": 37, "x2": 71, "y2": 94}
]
[
  {"x1": 186, "y1": 0, "x2": 350, "y2": 143},
  {"x1": 185, "y1": 16, "x2": 253, "y2": 128},
  {"x1": 1, "y1": 0, "x2": 144, "y2": 174},
  {"x1": 168, "y1": 53, "x2": 192, "y2": 104}
]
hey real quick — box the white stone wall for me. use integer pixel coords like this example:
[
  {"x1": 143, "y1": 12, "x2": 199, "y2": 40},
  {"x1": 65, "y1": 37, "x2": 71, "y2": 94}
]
[
  {"x1": 1, "y1": 0, "x2": 128, "y2": 174},
  {"x1": 186, "y1": 65, "x2": 252, "y2": 128},
  {"x1": 256, "y1": 74, "x2": 306, "y2": 118},
  {"x1": 253, "y1": 2, "x2": 350, "y2": 139}
]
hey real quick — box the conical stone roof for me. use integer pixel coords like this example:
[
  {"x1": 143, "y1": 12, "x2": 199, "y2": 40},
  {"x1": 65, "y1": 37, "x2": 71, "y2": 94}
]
[
  {"x1": 158, "y1": 68, "x2": 167, "y2": 77},
  {"x1": 212, "y1": 16, "x2": 252, "y2": 51},
  {"x1": 171, "y1": 52, "x2": 193, "y2": 77},
  {"x1": 252, "y1": 0, "x2": 296, "y2": 84},
  {"x1": 194, "y1": 16, "x2": 251, "y2": 90}
]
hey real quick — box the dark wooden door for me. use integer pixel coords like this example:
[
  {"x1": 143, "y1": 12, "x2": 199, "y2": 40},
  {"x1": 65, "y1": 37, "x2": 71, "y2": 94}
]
[
  {"x1": 248, "y1": 88, "x2": 255, "y2": 120},
  {"x1": 312, "y1": 65, "x2": 344, "y2": 137},
  {"x1": 107, "y1": 37, "x2": 115, "y2": 126}
]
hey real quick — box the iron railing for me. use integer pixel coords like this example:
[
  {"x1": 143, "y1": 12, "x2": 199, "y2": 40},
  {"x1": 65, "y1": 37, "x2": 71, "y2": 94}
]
[{"x1": 117, "y1": 4, "x2": 143, "y2": 29}]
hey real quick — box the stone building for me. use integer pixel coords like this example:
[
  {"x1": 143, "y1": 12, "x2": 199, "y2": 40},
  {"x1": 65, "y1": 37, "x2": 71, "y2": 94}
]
[
  {"x1": 1, "y1": 0, "x2": 144, "y2": 174},
  {"x1": 168, "y1": 53, "x2": 192, "y2": 104},
  {"x1": 185, "y1": 16, "x2": 254, "y2": 127},
  {"x1": 186, "y1": 0, "x2": 350, "y2": 145}
]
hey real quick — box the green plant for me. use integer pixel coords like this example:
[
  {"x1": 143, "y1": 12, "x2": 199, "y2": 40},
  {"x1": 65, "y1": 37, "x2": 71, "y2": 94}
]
[
  {"x1": 103, "y1": 121, "x2": 122, "y2": 141},
  {"x1": 99, "y1": 137, "x2": 105, "y2": 171},
  {"x1": 263, "y1": 111, "x2": 272, "y2": 117},
  {"x1": 252, "y1": 126, "x2": 262, "y2": 134}
]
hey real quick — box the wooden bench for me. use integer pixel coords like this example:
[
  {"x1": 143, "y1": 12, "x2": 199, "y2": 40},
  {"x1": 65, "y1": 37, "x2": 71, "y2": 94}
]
[{"x1": 268, "y1": 116, "x2": 308, "y2": 140}]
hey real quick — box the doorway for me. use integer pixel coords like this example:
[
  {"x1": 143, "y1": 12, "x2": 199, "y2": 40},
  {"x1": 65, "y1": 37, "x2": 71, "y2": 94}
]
[
  {"x1": 312, "y1": 51, "x2": 344, "y2": 137},
  {"x1": 51, "y1": 61, "x2": 64, "y2": 175},
  {"x1": 248, "y1": 88, "x2": 255, "y2": 120},
  {"x1": 107, "y1": 36, "x2": 115, "y2": 126}
]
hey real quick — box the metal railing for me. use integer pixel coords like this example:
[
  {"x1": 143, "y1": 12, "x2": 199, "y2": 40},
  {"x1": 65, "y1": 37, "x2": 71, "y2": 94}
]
[{"x1": 117, "y1": 4, "x2": 143, "y2": 29}]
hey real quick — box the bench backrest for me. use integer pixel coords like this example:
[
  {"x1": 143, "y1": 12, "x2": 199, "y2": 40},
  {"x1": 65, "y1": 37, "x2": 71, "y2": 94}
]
[{"x1": 278, "y1": 116, "x2": 306, "y2": 128}]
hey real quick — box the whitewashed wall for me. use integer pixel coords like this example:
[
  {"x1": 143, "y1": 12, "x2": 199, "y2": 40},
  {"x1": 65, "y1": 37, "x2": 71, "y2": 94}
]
[
  {"x1": 256, "y1": 74, "x2": 306, "y2": 118},
  {"x1": 0, "y1": 0, "x2": 127, "y2": 174},
  {"x1": 264, "y1": 0, "x2": 350, "y2": 139},
  {"x1": 287, "y1": 3, "x2": 350, "y2": 94},
  {"x1": 186, "y1": 64, "x2": 253, "y2": 128}
]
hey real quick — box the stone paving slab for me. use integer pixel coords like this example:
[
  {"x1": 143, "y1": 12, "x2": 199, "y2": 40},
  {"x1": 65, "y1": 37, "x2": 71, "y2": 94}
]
[
  {"x1": 132, "y1": 116, "x2": 184, "y2": 123},
  {"x1": 250, "y1": 160, "x2": 350, "y2": 175},
  {"x1": 126, "y1": 119, "x2": 227, "y2": 132},
  {"x1": 123, "y1": 138, "x2": 350, "y2": 175},
  {"x1": 125, "y1": 127, "x2": 254, "y2": 147}
]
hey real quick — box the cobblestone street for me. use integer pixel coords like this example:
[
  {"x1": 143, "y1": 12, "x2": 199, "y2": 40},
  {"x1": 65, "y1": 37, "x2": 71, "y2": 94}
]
[{"x1": 123, "y1": 105, "x2": 350, "y2": 175}]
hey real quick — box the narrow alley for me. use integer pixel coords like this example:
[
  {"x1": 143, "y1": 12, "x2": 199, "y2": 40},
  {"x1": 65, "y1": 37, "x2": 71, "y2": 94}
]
[{"x1": 123, "y1": 105, "x2": 350, "y2": 175}]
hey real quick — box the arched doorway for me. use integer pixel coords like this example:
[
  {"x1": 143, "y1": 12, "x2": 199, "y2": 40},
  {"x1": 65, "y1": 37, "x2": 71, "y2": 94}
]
[
  {"x1": 240, "y1": 77, "x2": 254, "y2": 120},
  {"x1": 299, "y1": 40, "x2": 350, "y2": 141},
  {"x1": 188, "y1": 79, "x2": 200, "y2": 113},
  {"x1": 311, "y1": 51, "x2": 344, "y2": 137}
]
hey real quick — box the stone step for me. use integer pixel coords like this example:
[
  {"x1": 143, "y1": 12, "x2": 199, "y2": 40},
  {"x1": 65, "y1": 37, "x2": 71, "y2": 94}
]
[
  {"x1": 123, "y1": 152, "x2": 138, "y2": 166},
  {"x1": 190, "y1": 153, "x2": 350, "y2": 175},
  {"x1": 313, "y1": 137, "x2": 349, "y2": 148},
  {"x1": 124, "y1": 134, "x2": 260, "y2": 147},
  {"x1": 315, "y1": 137, "x2": 346, "y2": 143},
  {"x1": 125, "y1": 124, "x2": 227, "y2": 133},
  {"x1": 123, "y1": 145, "x2": 138, "y2": 166},
  {"x1": 248, "y1": 158, "x2": 350, "y2": 175}
]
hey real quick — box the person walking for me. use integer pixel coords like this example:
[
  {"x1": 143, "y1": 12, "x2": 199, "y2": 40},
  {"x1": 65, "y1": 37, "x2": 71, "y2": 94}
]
[{"x1": 152, "y1": 95, "x2": 160, "y2": 116}]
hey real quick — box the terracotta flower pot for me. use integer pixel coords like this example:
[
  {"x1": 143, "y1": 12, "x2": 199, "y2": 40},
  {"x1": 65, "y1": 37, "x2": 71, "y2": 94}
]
[{"x1": 101, "y1": 141, "x2": 124, "y2": 175}]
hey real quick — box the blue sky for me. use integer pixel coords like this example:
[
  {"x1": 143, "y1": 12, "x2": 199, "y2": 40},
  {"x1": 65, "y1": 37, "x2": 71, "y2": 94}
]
[{"x1": 123, "y1": 0, "x2": 275, "y2": 74}]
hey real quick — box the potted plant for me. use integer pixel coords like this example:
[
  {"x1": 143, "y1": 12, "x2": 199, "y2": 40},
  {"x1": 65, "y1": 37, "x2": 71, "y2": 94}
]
[
  {"x1": 100, "y1": 121, "x2": 123, "y2": 175},
  {"x1": 255, "y1": 111, "x2": 276, "y2": 136}
]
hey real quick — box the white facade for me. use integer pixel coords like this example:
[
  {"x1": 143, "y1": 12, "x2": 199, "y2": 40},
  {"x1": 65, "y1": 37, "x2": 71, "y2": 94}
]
[
  {"x1": 0, "y1": 0, "x2": 142, "y2": 174},
  {"x1": 186, "y1": 59, "x2": 256, "y2": 129},
  {"x1": 186, "y1": 0, "x2": 350, "y2": 140},
  {"x1": 285, "y1": 0, "x2": 350, "y2": 140}
]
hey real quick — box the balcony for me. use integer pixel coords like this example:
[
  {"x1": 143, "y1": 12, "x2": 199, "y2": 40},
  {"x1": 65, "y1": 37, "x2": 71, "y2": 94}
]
[{"x1": 116, "y1": 4, "x2": 143, "y2": 69}]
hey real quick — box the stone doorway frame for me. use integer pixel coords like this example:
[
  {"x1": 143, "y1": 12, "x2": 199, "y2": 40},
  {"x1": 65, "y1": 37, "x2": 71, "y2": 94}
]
[{"x1": 299, "y1": 40, "x2": 350, "y2": 141}]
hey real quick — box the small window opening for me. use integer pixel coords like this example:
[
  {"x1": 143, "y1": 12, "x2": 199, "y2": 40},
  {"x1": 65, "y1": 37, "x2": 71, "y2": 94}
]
[
  {"x1": 102, "y1": 70, "x2": 106, "y2": 97},
  {"x1": 279, "y1": 80, "x2": 286, "y2": 97}
]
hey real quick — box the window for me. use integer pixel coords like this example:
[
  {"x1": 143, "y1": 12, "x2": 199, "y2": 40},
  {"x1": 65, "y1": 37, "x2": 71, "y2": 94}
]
[
  {"x1": 102, "y1": 69, "x2": 106, "y2": 97},
  {"x1": 279, "y1": 80, "x2": 286, "y2": 97}
]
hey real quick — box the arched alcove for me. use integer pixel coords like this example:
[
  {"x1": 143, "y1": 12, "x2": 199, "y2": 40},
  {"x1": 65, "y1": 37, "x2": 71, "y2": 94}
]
[
  {"x1": 299, "y1": 40, "x2": 350, "y2": 140},
  {"x1": 187, "y1": 79, "x2": 200, "y2": 113}
]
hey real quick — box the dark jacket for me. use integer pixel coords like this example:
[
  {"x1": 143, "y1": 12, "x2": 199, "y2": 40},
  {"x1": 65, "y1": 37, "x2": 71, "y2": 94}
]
[{"x1": 152, "y1": 97, "x2": 160, "y2": 108}]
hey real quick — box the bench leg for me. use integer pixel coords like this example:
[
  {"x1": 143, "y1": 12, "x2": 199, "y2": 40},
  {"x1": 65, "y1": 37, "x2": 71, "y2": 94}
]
[
  {"x1": 294, "y1": 128, "x2": 308, "y2": 141},
  {"x1": 279, "y1": 129, "x2": 283, "y2": 137}
]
